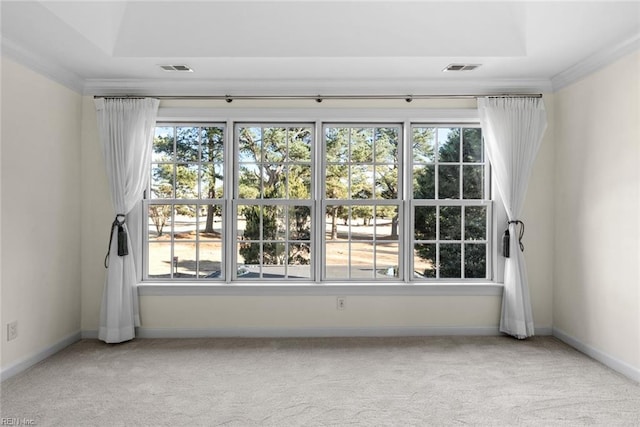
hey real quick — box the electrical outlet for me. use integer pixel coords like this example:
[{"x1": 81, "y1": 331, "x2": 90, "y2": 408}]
[
  {"x1": 336, "y1": 297, "x2": 346, "y2": 310},
  {"x1": 7, "y1": 321, "x2": 18, "y2": 341}
]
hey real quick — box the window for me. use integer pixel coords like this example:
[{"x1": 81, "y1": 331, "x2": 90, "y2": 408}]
[
  {"x1": 144, "y1": 119, "x2": 491, "y2": 283},
  {"x1": 235, "y1": 125, "x2": 314, "y2": 280},
  {"x1": 323, "y1": 125, "x2": 401, "y2": 280},
  {"x1": 411, "y1": 126, "x2": 490, "y2": 280},
  {"x1": 146, "y1": 124, "x2": 225, "y2": 280}
]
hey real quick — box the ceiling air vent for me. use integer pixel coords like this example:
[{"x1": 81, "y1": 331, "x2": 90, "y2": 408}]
[
  {"x1": 443, "y1": 64, "x2": 481, "y2": 72},
  {"x1": 160, "y1": 65, "x2": 194, "y2": 72}
]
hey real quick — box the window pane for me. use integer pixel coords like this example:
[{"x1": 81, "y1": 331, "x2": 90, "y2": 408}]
[
  {"x1": 201, "y1": 127, "x2": 224, "y2": 163},
  {"x1": 414, "y1": 243, "x2": 436, "y2": 278},
  {"x1": 148, "y1": 243, "x2": 171, "y2": 278},
  {"x1": 238, "y1": 164, "x2": 261, "y2": 199},
  {"x1": 440, "y1": 206, "x2": 461, "y2": 240},
  {"x1": 351, "y1": 128, "x2": 373, "y2": 162},
  {"x1": 375, "y1": 165, "x2": 398, "y2": 199},
  {"x1": 238, "y1": 127, "x2": 262, "y2": 162},
  {"x1": 438, "y1": 165, "x2": 460, "y2": 199},
  {"x1": 463, "y1": 165, "x2": 484, "y2": 199},
  {"x1": 263, "y1": 164, "x2": 286, "y2": 199},
  {"x1": 237, "y1": 205, "x2": 257, "y2": 240},
  {"x1": 263, "y1": 242, "x2": 286, "y2": 278},
  {"x1": 288, "y1": 127, "x2": 312, "y2": 161},
  {"x1": 263, "y1": 205, "x2": 286, "y2": 240},
  {"x1": 465, "y1": 206, "x2": 487, "y2": 240},
  {"x1": 376, "y1": 243, "x2": 399, "y2": 278},
  {"x1": 263, "y1": 127, "x2": 287, "y2": 163},
  {"x1": 175, "y1": 127, "x2": 200, "y2": 162},
  {"x1": 414, "y1": 206, "x2": 436, "y2": 240},
  {"x1": 153, "y1": 127, "x2": 174, "y2": 162},
  {"x1": 148, "y1": 205, "x2": 171, "y2": 240},
  {"x1": 374, "y1": 206, "x2": 398, "y2": 240},
  {"x1": 289, "y1": 165, "x2": 311, "y2": 199},
  {"x1": 236, "y1": 244, "x2": 260, "y2": 277},
  {"x1": 437, "y1": 128, "x2": 461, "y2": 162},
  {"x1": 200, "y1": 164, "x2": 223, "y2": 199},
  {"x1": 173, "y1": 205, "x2": 197, "y2": 239},
  {"x1": 351, "y1": 165, "x2": 374, "y2": 199},
  {"x1": 439, "y1": 244, "x2": 462, "y2": 278},
  {"x1": 463, "y1": 128, "x2": 483, "y2": 163},
  {"x1": 413, "y1": 165, "x2": 435, "y2": 199},
  {"x1": 325, "y1": 205, "x2": 347, "y2": 241},
  {"x1": 198, "y1": 205, "x2": 222, "y2": 239},
  {"x1": 325, "y1": 242, "x2": 349, "y2": 279},
  {"x1": 349, "y1": 205, "x2": 373, "y2": 240},
  {"x1": 374, "y1": 127, "x2": 398, "y2": 163},
  {"x1": 325, "y1": 165, "x2": 348, "y2": 199},
  {"x1": 289, "y1": 206, "x2": 311, "y2": 241},
  {"x1": 175, "y1": 164, "x2": 198, "y2": 199},
  {"x1": 351, "y1": 242, "x2": 374, "y2": 279},
  {"x1": 288, "y1": 243, "x2": 311, "y2": 279},
  {"x1": 465, "y1": 243, "x2": 486, "y2": 279},
  {"x1": 174, "y1": 242, "x2": 197, "y2": 278},
  {"x1": 325, "y1": 128, "x2": 349, "y2": 163},
  {"x1": 151, "y1": 164, "x2": 173, "y2": 199},
  {"x1": 199, "y1": 242, "x2": 223, "y2": 278},
  {"x1": 412, "y1": 127, "x2": 435, "y2": 163}
]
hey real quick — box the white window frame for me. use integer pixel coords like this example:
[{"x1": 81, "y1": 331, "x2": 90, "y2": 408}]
[
  {"x1": 321, "y1": 123, "x2": 404, "y2": 282},
  {"x1": 143, "y1": 122, "x2": 227, "y2": 281},
  {"x1": 409, "y1": 124, "x2": 492, "y2": 282},
  {"x1": 232, "y1": 122, "x2": 316, "y2": 282},
  {"x1": 139, "y1": 108, "x2": 504, "y2": 297}
]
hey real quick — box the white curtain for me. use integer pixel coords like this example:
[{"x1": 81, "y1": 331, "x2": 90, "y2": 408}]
[
  {"x1": 95, "y1": 98, "x2": 159, "y2": 343},
  {"x1": 477, "y1": 97, "x2": 547, "y2": 339}
]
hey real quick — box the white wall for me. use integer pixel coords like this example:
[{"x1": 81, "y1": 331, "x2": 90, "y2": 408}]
[
  {"x1": 554, "y1": 51, "x2": 640, "y2": 372},
  {"x1": 80, "y1": 97, "x2": 555, "y2": 335},
  {"x1": 1, "y1": 57, "x2": 82, "y2": 371}
]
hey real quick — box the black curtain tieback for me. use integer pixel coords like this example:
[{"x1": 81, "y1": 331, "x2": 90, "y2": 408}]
[
  {"x1": 104, "y1": 214, "x2": 129, "y2": 268},
  {"x1": 502, "y1": 220, "x2": 525, "y2": 258}
]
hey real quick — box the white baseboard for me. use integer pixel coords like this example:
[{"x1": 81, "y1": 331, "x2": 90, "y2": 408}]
[
  {"x1": 81, "y1": 330, "x2": 99, "y2": 339},
  {"x1": 1, "y1": 331, "x2": 81, "y2": 382},
  {"x1": 534, "y1": 326, "x2": 553, "y2": 336},
  {"x1": 553, "y1": 327, "x2": 640, "y2": 383},
  {"x1": 80, "y1": 325, "x2": 552, "y2": 340},
  {"x1": 134, "y1": 326, "x2": 505, "y2": 338}
]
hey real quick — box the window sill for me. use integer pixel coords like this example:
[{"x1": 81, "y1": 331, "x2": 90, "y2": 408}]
[{"x1": 137, "y1": 282, "x2": 503, "y2": 297}]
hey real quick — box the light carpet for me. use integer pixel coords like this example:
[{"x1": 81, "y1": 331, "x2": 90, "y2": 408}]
[{"x1": 1, "y1": 336, "x2": 639, "y2": 426}]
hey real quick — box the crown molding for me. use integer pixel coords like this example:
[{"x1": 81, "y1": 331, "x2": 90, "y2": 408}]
[
  {"x1": 551, "y1": 32, "x2": 640, "y2": 91},
  {"x1": 1, "y1": 37, "x2": 84, "y2": 94},
  {"x1": 83, "y1": 77, "x2": 552, "y2": 97}
]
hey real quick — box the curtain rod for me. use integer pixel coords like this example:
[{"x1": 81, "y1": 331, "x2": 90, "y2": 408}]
[{"x1": 93, "y1": 93, "x2": 543, "y2": 103}]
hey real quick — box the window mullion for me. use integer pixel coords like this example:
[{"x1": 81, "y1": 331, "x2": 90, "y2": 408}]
[
  {"x1": 315, "y1": 121, "x2": 323, "y2": 283},
  {"x1": 226, "y1": 120, "x2": 234, "y2": 282},
  {"x1": 403, "y1": 121, "x2": 412, "y2": 282},
  {"x1": 461, "y1": 205, "x2": 466, "y2": 279}
]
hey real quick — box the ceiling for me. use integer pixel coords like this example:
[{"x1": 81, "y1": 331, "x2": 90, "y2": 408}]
[{"x1": 1, "y1": 1, "x2": 639, "y2": 96}]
